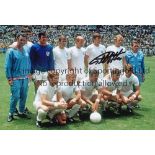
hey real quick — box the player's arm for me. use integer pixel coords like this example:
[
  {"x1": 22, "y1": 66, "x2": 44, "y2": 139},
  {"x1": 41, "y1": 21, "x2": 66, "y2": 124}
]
[
  {"x1": 129, "y1": 86, "x2": 140, "y2": 101},
  {"x1": 122, "y1": 56, "x2": 127, "y2": 70},
  {"x1": 67, "y1": 59, "x2": 72, "y2": 70},
  {"x1": 67, "y1": 48, "x2": 72, "y2": 69},
  {"x1": 5, "y1": 50, "x2": 13, "y2": 85},
  {"x1": 84, "y1": 54, "x2": 89, "y2": 69},
  {"x1": 49, "y1": 46, "x2": 55, "y2": 70},
  {"x1": 81, "y1": 90, "x2": 94, "y2": 106},
  {"x1": 74, "y1": 90, "x2": 81, "y2": 101},
  {"x1": 29, "y1": 45, "x2": 36, "y2": 74},
  {"x1": 93, "y1": 89, "x2": 102, "y2": 111},
  {"x1": 40, "y1": 94, "x2": 55, "y2": 107},
  {"x1": 141, "y1": 56, "x2": 145, "y2": 82},
  {"x1": 104, "y1": 62, "x2": 109, "y2": 75},
  {"x1": 102, "y1": 86, "x2": 113, "y2": 96}
]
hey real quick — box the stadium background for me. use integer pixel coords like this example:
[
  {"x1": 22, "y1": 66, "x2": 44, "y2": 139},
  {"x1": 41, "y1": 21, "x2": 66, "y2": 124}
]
[{"x1": 0, "y1": 25, "x2": 155, "y2": 129}]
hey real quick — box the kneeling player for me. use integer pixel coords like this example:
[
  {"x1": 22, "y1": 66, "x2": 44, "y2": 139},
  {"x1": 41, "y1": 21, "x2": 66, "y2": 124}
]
[
  {"x1": 101, "y1": 68, "x2": 123, "y2": 114},
  {"x1": 59, "y1": 70, "x2": 86, "y2": 122},
  {"x1": 80, "y1": 69, "x2": 103, "y2": 115},
  {"x1": 120, "y1": 64, "x2": 141, "y2": 112},
  {"x1": 33, "y1": 71, "x2": 67, "y2": 128}
]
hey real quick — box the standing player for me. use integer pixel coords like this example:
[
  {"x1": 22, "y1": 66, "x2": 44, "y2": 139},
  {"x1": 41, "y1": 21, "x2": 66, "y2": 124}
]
[
  {"x1": 30, "y1": 32, "x2": 54, "y2": 93},
  {"x1": 68, "y1": 36, "x2": 86, "y2": 82},
  {"x1": 9, "y1": 30, "x2": 33, "y2": 115},
  {"x1": 105, "y1": 34, "x2": 126, "y2": 75},
  {"x1": 53, "y1": 35, "x2": 68, "y2": 82},
  {"x1": 120, "y1": 64, "x2": 141, "y2": 112},
  {"x1": 125, "y1": 39, "x2": 145, "y2": 84},
  {"x1": 5, "y1": 33, "x2": 31, "y2": 122},
  {"x1": 33, "y1": 71, "x2": 67, "y2": 128},
  {"x1": 84, "y1": 33, "x2": 106, "y2": 79}
]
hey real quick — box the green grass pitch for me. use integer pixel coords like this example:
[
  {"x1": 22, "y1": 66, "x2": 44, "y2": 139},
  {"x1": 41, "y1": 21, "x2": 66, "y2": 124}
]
[{"x1": 0, "y1": 53, "x2": 155, "y2": 130}]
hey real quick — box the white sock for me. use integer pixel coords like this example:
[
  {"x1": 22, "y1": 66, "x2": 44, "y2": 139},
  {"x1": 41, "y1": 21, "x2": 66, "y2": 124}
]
[{"x1": 37, "y1": 109, "x2": 47, "y2": 122}]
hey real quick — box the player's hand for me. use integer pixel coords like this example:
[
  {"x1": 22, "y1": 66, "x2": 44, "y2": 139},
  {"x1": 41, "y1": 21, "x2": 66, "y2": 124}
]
[
  {"x1": 70, "y1": 98, "x2": 77, "y2": 104},
  {"x1": 115, "y1": 94, "x2": 120, "y2": 102},
  {"x1": 129, "y1": 96, "x2": 134, "y2": 102},
  {"x1": 28, "y1": 74, "x2": 33, "y2": 81},
  {"x1": 58, "y1": 102, "x2": 67, "y2": 109},
  {"x1": 8, "y1": 79, "x2": 13, "y2": 86}
]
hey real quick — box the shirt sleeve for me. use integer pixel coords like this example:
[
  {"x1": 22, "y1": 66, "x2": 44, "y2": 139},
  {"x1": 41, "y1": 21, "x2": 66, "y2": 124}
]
[
  {"x1": 29, "y1": 45, "x2": 36, "y2": 74},
  {"x1": 133, "y1": 76, "x2": 139, "y2": 86},
  {"x1": 39, "y1": 85, "x2": 48, "y2": 95},
  {"x1": 5, "y1": 49, "x2": 13, "y2": 80},
  {"x1": 141, "y1": 55, "x2": 145, "y2": 74},
  {"x1": 85, "y1": 46, "x2": 90, "y2": 56},
  {"x1": 67, "y1": 48, "x2": 71, "y2": 60},
  {"x1": 49, "y1": 46, "x2": 55, "y2": 70},
  {"x1": 125, "y1": 52, "x2": 129, "y2": 64}
]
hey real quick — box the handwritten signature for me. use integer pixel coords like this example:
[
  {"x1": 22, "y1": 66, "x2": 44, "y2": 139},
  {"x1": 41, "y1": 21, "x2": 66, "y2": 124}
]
[{"x1": 89, "y1": 49, "x2": 125, "y2": 65}]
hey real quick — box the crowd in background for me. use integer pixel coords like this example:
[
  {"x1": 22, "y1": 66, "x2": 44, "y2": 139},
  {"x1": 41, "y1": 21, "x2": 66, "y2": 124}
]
[{"x1": 0, "y1": 25, "x2": 155, "y2": 55}]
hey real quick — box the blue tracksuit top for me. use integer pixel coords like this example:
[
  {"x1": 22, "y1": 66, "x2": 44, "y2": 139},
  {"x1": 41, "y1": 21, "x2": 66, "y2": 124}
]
[
  {"x1": 125, "y1": 50, "x2": 145, "y2": 83},
  {"x1": 5, "y1": 47, "x2": 31, "y2": 80},
  {"x1": 30, "y1": 43, "x2": 55, "y2": 73}
]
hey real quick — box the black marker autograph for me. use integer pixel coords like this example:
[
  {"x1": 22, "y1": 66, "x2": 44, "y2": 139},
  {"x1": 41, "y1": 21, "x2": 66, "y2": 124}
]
[{"x1": 89, "y1": 49, "x2": 125, "y2": 65}]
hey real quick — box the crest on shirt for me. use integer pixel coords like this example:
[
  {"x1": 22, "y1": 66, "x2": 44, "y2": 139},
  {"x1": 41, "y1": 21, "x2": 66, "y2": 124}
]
[{"x1": 46, "y1": 51, "x2": 50, "y2": 56}]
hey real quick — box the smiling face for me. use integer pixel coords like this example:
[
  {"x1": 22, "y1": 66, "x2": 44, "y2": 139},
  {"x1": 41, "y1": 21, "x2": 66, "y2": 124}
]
[
  {"x1": 17, "y1": 35, "x2": 27, "y2": 48},
  {"x1": 111, "y1": 69, "x2": 121, "y2": 82},
  {"x1": 75, "y1": 36, "x2": 84, "y2": 48},
  {"x1": 66, "y1": 70, "x2": 76, "y2": 85},
  {"x1": 59, "y1": 36, "x2": 67, "y2": 49},
  {"x1": 131, "y1": 42, "x2": 140, "y2": 53},
  {"x1": 48, "y1": 71, "x2": 59, "y2": 86},
  {"x1": 93, "y1": 37, "x2": 101, "y2": 46},
  {"x1": 114, "y1": 35, "x2": 124, "y2": 47},
  {"x1": 39, "y1": 35, "x2": 48, "y2": 45}
]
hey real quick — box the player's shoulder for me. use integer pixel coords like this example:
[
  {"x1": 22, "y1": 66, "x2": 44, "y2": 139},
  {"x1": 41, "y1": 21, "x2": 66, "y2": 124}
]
[
  {"x1": 53, "y1": 46, "x2": 59, "y2": 51},
  {"x1": 125, "y1": 50, "x2": 132, "y2": 56},
  {"x1": 106, "y1": 44, "x2": 114, "y2": 51},
  {"x1": 86, "y1": 44, "x2": 93, "y2": 49},
  {"x1": 99, "y1": 44, "x2": 106, "y2": 49},
  {"x1": 46, "y1": 43, "x2": 53, "y2": 49},
  {"x1": 6, "y1": 48, "x2": 15, "y2": 55},
  {"x1": 132, "y1": 73, "x2": 139, "y2": 81},
  {"x1": 138, "y1": 50, "x2": 144, "y2": 56}
]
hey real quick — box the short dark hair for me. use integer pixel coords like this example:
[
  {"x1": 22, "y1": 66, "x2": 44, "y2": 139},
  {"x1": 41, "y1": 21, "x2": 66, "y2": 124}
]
[
  {"x1": 58, "y1": 35, "x2": 66, "y2": 42},
  {"x1": 89, "y1": 69, "x2": 99, "y2": 77},
  {"x1": 47, "y1": 70, "x2": 59, "y2": 79},
  {"x1": 125, "y1": 64, "x2": 133, "y2": 72},
  {"x1": 110, "y1": 68, "x2": 121, "y2": 76},
  {"x1": 131, "y1": 39, "x2": 140, "y2": 46},
  {"x1": 92, "y1": 33, "x2": 101, "y2": 40},
  {"x1": 16, "y1": 33, "x2": 27, "y2": 40},
  {"x1": 38, "y1": 32, "x2": 47, "y2": 39}
]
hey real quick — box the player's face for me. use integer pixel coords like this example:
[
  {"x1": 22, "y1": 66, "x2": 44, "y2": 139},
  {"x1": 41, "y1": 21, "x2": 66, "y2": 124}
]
[
  {"x1": 93, "y1": 37, "x2": 101, "y2": 46},
  {"x1": 17, "y1": 36, "x2": 27, "y2": 47},
  {"x1": 48, "y1": 75, "x2": 59, "y2": 85},
  {"x1": 76, "y1": 39, "x2": 84, "y2": 48},
  {"x1": 39, "y1": 35, "x2": 48, "y2": 44},
  {"x1": 112, "y1": 74, "x2": 120, "y2": 82},
  {"x1": 125, "y1": 71, "x2": 132, "y2": 78},
  {"x1": 60, "y1": 38, "x2": 67, "y2": 48},
  {"x1": 66, "y1": 73, "x2": 76, "y2": 84},
  {"x1": 90, "y1": 74, "x2": 99, "y2": 82},
  {"x1": 115, "y1": 37, "x2": 124, "y2": 47},
  {"x1": 132, "y1": 43, "x2": 140, "y2": 52}
]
